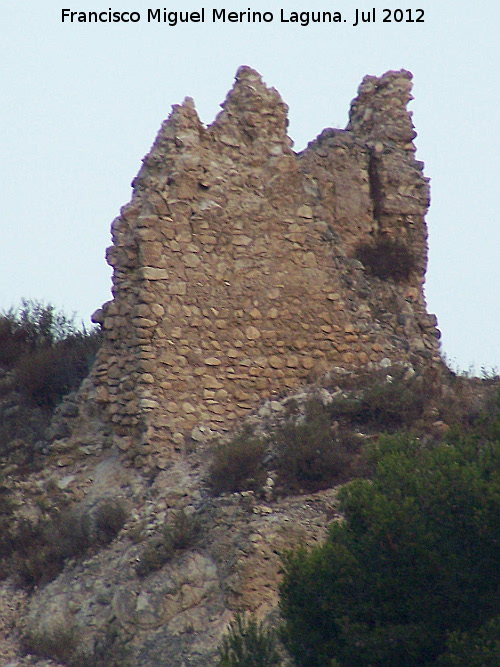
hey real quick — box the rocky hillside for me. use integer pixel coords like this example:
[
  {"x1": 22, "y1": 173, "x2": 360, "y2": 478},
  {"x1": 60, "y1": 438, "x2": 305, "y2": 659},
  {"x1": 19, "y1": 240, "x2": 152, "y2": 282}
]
[
  {"x1": 2, "y1": 358, "x2": 498, "y2": 666},
  {"x1": 0, "y1": 68, "x2": 493, "y2": 666}
]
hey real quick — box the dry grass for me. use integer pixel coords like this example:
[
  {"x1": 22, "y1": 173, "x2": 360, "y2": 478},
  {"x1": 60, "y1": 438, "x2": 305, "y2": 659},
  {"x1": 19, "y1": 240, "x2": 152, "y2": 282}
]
[
  {"x1": 136, "y1": 509, "x2": 200, "y2": 577},
  {"x1": 208, "y1": 428, "x2": 267, "y2": 495}
]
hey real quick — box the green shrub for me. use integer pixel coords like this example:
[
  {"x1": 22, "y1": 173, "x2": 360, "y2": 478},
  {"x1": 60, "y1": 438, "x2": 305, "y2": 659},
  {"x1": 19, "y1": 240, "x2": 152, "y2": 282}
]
[
  {"x1": 439, "y1": 616, "x2": 500, "y2": 666},
  {"x1": 356, "y1": 367, "x2": 428, "y2": 428},
  {"x1": 218, "y1": 614, "x2": 282, "y2": 667},
  {"x1": 15, "y1": 330, "x2": 101, "y2": 409},
  {"x1": 0, "y1": 314, "x2": 31, "y2": 370},
  {"x1": 327, "y1": 365, "x2": 451, "y2": 433},
  {"x1": 467, "y1": 386, "x2": 500, "y2": 442},
  {"x1": 167, "y1": 507, "x2": 200, "y2": 550},
  {"x1": 275, "y1": 399, "x2": 364, "y2": 494},
  {"x1": 7, "y1": 500, "x2": 126, "y2": 589},
  {"x1": 0, "y1": 473, "x2": 16, "y2": 578},
  {"x1": 0, "y1": 299, "x2": 81, "y2": 367},
  {"x1": 12, "y1": 508, "x2": 92, "y2": 589},
  {"x1": 0, "y1": 299, "x2": 101, "y2": 410},
  {"x1": 0, "y1": 300, "x2": 101, "y2": 464},
  {"x1": 280, "y1": 433, "x2": 500, "y2": 666},
  {"x1": 355, "y1": 237, "x2": 417, "y2": 282},
  {"x1": 208, "y1": 429, "x2": 267, "y2": 495},
  {"x1": 92, "y1": 498, "x2": 128, "y2": 547},
  {"x1": 22, "y1": 622, "x2": 79, "y2": 664},
  {"x1": 136, "y1": 509, "x2": 200, "y2": 577}
]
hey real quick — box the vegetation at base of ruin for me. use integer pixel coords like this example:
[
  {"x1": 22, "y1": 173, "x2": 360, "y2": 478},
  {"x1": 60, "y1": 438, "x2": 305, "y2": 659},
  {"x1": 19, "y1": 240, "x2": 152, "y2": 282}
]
[
  {"x1": 92, "y1": 498, "x2": 129, "y2": 547},
  {"x1": 208, "y1": 428, "x2": 268, "y2": 495},
  {"x1": 0, "y1": 497, "x2": 127, "y2": 590},
  {"x1": 136, "y1": 509, "x2": 201, "y2": 577},
  {"x1": 0, "y1": 299, "x2": 101, "y2": 462},
  {"x1": 22, "y1": 623, "x2": 80, "y2": 665},
  {"x1": 7, "y1": 508, "x2": 90, "y2": 590},
  {"x1": 206, "y1": 366, "x2": 500, "y2": 500},
  {"x1": 327, "y1": 364, "x2": 500, "y2": 440},
  {"x1": 274, "y1": 399, "x2": 367, "y2": 494},
  {"x1": 438, "y1": 616, "x2": 500, "y2": 666},
  {"x1": 332, "y1": 365, "x2": 432, "y2": 429},
  {"x1": 355, "y1": 237, "x2": 417, "y2": 282},
  {"x1": 0, "y1": 299, "x2": 81, "y2": 367},
  {"x1": 279, "y1": 408, "x2": 500, "y2": 666},
  {"x1": 0, "y1": 471, "x2": 16, "y2": 579},
  {"x1": 22, "y1": 619, "x2": 133, "y2": 667},
  {"x1": 217, "y1": 613, "x2": 282, "y2": 667}
]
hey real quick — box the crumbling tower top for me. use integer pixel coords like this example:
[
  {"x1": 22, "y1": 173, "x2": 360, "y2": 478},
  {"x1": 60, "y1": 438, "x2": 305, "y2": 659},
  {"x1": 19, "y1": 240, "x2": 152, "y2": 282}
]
[
  {"x1": 90, "y1": 68, "x2": 439, "y2": 468},
  {"x1": 348, "y1": 69, "x2": 417, "y2": 147}
]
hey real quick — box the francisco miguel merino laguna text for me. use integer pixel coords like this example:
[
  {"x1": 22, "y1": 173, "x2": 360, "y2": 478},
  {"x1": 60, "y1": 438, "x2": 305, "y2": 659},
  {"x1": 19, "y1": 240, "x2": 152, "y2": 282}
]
[{"x1": 61, "y1": 8, "x2": 425, "y2": 26}]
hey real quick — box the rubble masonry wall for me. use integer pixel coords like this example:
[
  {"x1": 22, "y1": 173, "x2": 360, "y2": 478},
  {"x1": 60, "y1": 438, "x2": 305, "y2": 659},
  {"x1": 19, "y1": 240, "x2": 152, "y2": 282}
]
[{"x1": 89, "y1": 67, "x2": 440, "y2": 463}]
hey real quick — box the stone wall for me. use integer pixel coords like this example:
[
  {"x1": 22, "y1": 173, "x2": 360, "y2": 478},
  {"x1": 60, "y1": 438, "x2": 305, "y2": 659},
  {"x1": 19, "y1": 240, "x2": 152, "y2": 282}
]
[{"x1": 90, "y1": 67, "x2": 441, "y2": 463}]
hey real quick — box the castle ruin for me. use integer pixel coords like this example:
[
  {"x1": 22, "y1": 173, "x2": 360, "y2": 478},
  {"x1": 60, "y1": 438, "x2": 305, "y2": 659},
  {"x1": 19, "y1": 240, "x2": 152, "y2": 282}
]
[{"x1": 89, "y1": 67, "x2": 441, "y2": 465}]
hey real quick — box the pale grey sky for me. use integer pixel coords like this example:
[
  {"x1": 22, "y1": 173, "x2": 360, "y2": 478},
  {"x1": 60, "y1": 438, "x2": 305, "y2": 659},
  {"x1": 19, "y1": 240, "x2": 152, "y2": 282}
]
[{"x1": 1, "y1": 0, "x2": 499, "y2": 372}]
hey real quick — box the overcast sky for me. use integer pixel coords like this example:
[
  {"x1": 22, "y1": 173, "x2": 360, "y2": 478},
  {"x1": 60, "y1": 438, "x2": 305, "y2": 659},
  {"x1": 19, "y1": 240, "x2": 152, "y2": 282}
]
[{"x1": 1, "y1": 0, "x2": 499, "y2": 373}]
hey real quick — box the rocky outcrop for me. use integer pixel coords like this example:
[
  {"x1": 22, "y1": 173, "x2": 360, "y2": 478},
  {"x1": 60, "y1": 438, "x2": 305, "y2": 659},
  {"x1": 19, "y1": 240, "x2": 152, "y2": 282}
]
[
  {"x1": 0, "y1": 67, "x2": 445, "y2": 667},
  {"x1": 2, "y1": 422, "x2": 340, "y2": 666},
  {"x1": 89, "y1": 67, "x2": 439, "y2": 468}
]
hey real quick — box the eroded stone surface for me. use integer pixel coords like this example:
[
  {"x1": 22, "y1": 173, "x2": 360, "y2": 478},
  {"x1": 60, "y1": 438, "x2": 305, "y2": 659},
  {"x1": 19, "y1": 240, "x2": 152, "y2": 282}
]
[
  {"x1": 0, "y1": 67, "x2": 445, "y2": 666},
  {"x1": 85, "y1": 67, "x2": 439, "y2": 464}
]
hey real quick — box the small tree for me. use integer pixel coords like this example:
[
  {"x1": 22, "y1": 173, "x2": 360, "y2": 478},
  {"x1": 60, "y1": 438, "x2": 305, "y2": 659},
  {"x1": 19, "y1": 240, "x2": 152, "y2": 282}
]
[
  {"x1": 439, "y1": 616, "x2": 500, "y2": 666},
  {"x1": 218, "y1": 614, "x2": 281, "y2": 667},
  {"x1": 0, "y1": 299, "x2": 101, "y2": 410},
  {"x1": 280, "y1": 434, "x2": 500, "y2": 666},
  {"x1": 208, "y1": 429, "x2": 267, "y2": 495},
  {"x1": 274, "y1": 399, "x2": 362, "y2": 494},
  {"x1": 0, "y1": 299, "x2": 80, "y2": 368}
]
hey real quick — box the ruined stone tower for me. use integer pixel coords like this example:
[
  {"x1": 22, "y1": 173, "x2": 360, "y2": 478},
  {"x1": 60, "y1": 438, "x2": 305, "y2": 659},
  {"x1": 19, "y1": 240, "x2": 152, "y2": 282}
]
[{"x1": 89, "y1": 67, "x2": 440, "y2": 465}]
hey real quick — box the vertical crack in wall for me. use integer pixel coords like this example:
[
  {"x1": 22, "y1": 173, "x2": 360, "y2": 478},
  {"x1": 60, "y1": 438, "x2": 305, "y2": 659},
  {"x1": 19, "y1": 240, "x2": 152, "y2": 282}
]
[{"x1": 368, "y1": 150, "x2": 383, "y2": 226}]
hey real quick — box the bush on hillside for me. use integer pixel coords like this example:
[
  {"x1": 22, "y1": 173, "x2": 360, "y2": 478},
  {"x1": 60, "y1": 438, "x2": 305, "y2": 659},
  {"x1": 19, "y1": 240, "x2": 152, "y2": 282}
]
[
  {"x1": 0, "y1": 300, "x2": 101, "y2": 409},
  {"x1": 14, "y1": 331, "x2": 100, "y2": 409},
  {"x1": 327, "y1": 365, "x2": 445, "y2": 431},
  {"x1": 92, "y1": 498, "x2": 128, "y2": 547},
  {"x1": 208, "y1": 429, "x2": 267, "y2": 495},
  {"x1": 136, "y1": 509, "x2": 200, "y2": 577},
  {"x1": 4, "y1": 498, "x2": 127, "y2": 590},
  {"x1": 23, "y1": 618, "x2": 133, "y2": 667},
  {"x1": 11, "y1": 508, "x2": 93, "y2": 589},
  {"x1": 22, "y1": 623, "x2": 80, "y2": 665},
  {"x1": 0, "y1": 299, "x2": 81, "y2": 368},
  {"x1": 274, "y1": 399, "x2": 365, "y2": 494},
  {"x1": 280, "y1": 433, "x2": 500, "y2": 666},
  {"x1": 218, "y1": 614, "x2": 282, "y2": 667},
  {"x1": 0, "y1": 300, "x2": 101, "y2": 461},
  {"x1": 438, "y1": 616, "x2": 500, "y2": 666}
]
